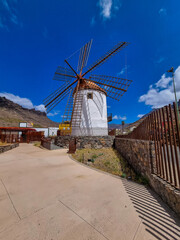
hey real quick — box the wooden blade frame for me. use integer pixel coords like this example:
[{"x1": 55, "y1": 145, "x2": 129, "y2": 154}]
[
  {"x1": 70, "y1": 80, "x2": 80, "y2": 126},
  {"x1": 46, "y1": 89, "x2": 71, "y2": 113},
  {"x1": 82, "y1": 42, "x2": 129, "y2": 77},
  {"x1": 78, "y1": 39, "x2": 93, "y2": 74},
  {"x1": 45, "y1": 79, "x2": 78, "y2": 111},
  {"x1": 53, "y1": 66, "x2": 76, "y2": 82},
  {"x1": 43, "y1": 81, "x2": 72, "y2": 105},
  {"x1": 62, "y1": 88, "x2": 74, "y2": 123},
  {"x1": 44, "y1": 41, "x2": 131, "y2": 116},
  {"x1": 89, "y1": 74, "x2": 132, "y2": 91},
  {"x1": 85, "y1": 74, "x2": 132, "y2": 101}
]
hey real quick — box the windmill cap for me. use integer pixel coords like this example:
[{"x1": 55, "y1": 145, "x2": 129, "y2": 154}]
[{"x1": 74, "y1": 79, "x2": 107, "y2": 95}]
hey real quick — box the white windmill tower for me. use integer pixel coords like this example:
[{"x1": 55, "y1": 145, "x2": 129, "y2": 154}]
[
  {"x1": 71, "y1": 80, "x2": 108, "y2": 136},
  {"x1": 44, "y1": 40, "x2": 132, "y2": 136}
]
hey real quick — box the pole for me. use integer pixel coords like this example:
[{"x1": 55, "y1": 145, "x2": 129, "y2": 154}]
[
  {"x1": 172, "y1": 71, "x2": 178, "y2": 107},
  {"x1": 169, "y1": 68, "x2": 180, "y2": 128}
]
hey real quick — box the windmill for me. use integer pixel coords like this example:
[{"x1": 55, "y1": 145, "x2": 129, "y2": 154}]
[{"x1": 44, "y1": 40, "x2": 132, "y2": 136}]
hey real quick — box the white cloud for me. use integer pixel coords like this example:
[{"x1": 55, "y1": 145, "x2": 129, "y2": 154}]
[
  {"x1": 35, "y1": 104, "x2": 46, "y2": 112},
  {"x1": 114, "y1": 0, "x2": 122, "y2": 11},
  {"x1": 112, "y1": 115, "x2": 118, "y2": 119},
  {"x1": 90, "y1": 16, "x2": 96, "y2": 26},
  {"x1": 117, "y1": 65, "x2": 129, "y2": 76},
  {"x1": 159, "y1": 8, "x2": 167, "y2": 16},
  {"x1": 137, "y1": 114, "x2": 144, "y2": 118},
  {"x1": 156, "y1": 57, "x2": 165, "y2": 64},
  {"x1": 120, "y1": 116, "x2": 127, "y2": 120},
  {"x1": 107, "y1": 105, "x2": 111, "y2": 108},
  {"x1": 98, "y1": 0, "x2": 121, "y2": 20},
  {"x1": 2, "y1": 0, "x2": 11, "y2": 12},
  {"x1": 0, "y1": 92, "x2": 46, "y2": 112},
  {"x1": 47, "y1": 111, "x2": 61, "y2": 117},
  {"x1": 118, "y1": 67, "x2": 126, "y2": 75},
  {"x1": 99, "y1": 0, "x2": 112, "y2": 19},
  {"x1": 113, "y1": 115, "x2": 127, "y2": 120},
  {"x1": 155, "y1": 74, "x2": 171, "y2": 88},
  {"x1": 10, "y1": 13, "x2": 18, "y2": 25},
  {"x1": 139, "y1": 66, "x2": 180, "y2": 108},
  {"x1": 117, "y1": 65, "x2": 130, "y2": 76},
  {"x1": 0, "y1": 0, "x2": 20, "y2": 29}
]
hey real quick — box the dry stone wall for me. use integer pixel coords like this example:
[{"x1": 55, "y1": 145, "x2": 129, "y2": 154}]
[
  {"x1": 115, "y1": 138, "x2": 180, "y2": 216},
  {"x1": 0, "y1": 143, "x2": 19, "y2": 154},
  {"x1": 115, "y1": 138, "x2": 155, "y2": 178},
  {"x1": 54, "y1": 136, "x2": 115, "y2": 149}
]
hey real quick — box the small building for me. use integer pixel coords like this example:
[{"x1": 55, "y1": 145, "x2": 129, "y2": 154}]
[
  {"x1": 58, "y1": 122, "x2": 71, "y2": 136},
  {"x1": 33, "y1": 127, "x2": 59, "y2": 137}
]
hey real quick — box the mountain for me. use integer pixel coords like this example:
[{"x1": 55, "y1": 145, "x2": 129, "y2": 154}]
[
  {"x1": 0, "y1": 97, "x2": 59, "y2": 128},
  {"x1": 108, "y1": 114, "x2": 149, "y2": 134},
  {"x1": 108, "y1": 123, "x2": 130, "y2": 130}
]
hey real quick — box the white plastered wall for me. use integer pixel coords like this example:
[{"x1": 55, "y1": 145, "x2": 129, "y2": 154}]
[{"x1": 71, "y1": 89, "x2": 108, "y2": 136}]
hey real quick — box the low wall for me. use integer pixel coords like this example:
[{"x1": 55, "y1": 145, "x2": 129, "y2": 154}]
[
  {"x1": 41, "y1": 138, "x2": 61, "y2": 150},
  {"x1": 115, "y1": 138, "x2": 180, "y2": 216},
  {"x1": 115, "y1": 138, "x2": 155, "y2": 178},
  {"x1": 55, "y1": 136, "x2": 115, "y2": 149},
  {"x1": 0, "y1": 143, "x2": 19, "y2": 154}
]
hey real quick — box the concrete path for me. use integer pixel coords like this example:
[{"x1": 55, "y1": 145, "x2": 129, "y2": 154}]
[{"x1": 0, "y1": 144, "x2": 180, "y2": 240}]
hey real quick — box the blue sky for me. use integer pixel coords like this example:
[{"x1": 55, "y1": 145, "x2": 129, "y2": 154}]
[{"x1": 0, "y1": 0, "x2": 180, "y2": 124}]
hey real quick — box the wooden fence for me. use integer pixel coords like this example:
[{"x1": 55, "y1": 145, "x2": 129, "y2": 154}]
[
  {"x1": 117, "y1": 102, "x2": 180, "y2": 189},
  {"x1": 0, "y1": 131, "x2": 44, "y2": 143}
]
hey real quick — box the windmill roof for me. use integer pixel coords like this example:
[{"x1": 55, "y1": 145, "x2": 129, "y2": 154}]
[{"x1": 74, "y1": 80, "x2": 107, "y2": 95}]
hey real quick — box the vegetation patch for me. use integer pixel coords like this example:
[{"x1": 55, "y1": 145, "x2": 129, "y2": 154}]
[
  {"x1": 33, "y1": 124, "x2": 43, "y2": 128},
  {"x1": 33, "y1": 141, "x2": 41, "y2": 147},
  {"x1": 0, "y1": 117, "x2": 22, "y2": 123},
  {"x1": 72, "y1": 148, "x2": 148, "y2": 185},
  {"x1": 0, "y1": 142, "x2": 11, "y2": 146}
]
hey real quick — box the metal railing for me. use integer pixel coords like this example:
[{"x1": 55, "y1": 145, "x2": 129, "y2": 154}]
[
  {"x1": 0, "y1": 132, "x2": 44, "y2": 143},
  {"x1": 117, "y1": 102, "x2": 180, "y2": 189}
]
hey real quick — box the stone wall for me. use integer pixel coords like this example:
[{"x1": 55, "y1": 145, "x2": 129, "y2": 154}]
[
  {"x1": 54, "y1": 136, "x2": 115, "y2": 149},
  {"x1": 115, "y1": 138, "x2": 155, "y2": 178},
  {"x1": 41, "y1": 138, "x2": 61, "y2": 150},
  {"x1": 0, "y1": 143, "x2": 19, "y2": 154},
  {"x1": 115, "y1": 138, "x2": 180, "y2": 216},
  {"x1": 150, "y1": 174, "x2": 180, "y2": 216}
]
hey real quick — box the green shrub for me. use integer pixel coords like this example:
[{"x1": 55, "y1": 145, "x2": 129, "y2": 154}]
[{"x1": 91, "y1": 154, "x2": 98, "y2": 159}]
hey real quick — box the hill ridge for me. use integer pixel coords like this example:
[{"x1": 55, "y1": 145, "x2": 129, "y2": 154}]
[{"x1": 0, "y1": 97, "x2": 59, "y2": 128}]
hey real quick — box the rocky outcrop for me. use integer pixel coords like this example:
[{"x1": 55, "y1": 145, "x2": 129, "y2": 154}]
[{"x1": 0, "y1": 97, "x2": 58, "y2": 127}]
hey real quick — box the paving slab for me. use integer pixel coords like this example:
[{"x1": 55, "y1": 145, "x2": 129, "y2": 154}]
[{"x1": 0, "y1": 143, "x2": 179, "y2": 240}]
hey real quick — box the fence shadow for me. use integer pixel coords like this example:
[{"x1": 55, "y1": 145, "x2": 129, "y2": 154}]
[{"x1": 122, "y1": 179, "x2": 180, "y2": 240}]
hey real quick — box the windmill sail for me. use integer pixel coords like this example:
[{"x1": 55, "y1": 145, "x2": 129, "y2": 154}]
[{"x1": 44, "y1": 40, "x2": 132, "y2": 136}]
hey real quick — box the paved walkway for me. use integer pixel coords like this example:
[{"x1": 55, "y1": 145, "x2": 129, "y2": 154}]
[{"x1": 0, "y1": 144, "x2": 180, "y2": 240}]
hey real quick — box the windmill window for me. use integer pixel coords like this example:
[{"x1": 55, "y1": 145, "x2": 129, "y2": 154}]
[{"x1": 87, "y1": 93, "x2": 93, "y2": 99}]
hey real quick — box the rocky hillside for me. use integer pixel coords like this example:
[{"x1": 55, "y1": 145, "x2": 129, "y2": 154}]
[{"x1": 0, "y1": 97, "x2": 59, "y2": 127}]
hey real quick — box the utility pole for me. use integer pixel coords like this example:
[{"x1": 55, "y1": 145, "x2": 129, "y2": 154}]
[{"x1": 167, "y1": 67, "x2": 180, "y2": 126}]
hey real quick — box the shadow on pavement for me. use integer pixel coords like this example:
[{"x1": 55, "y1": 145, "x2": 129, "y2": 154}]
[{"x1": 122, "y1": 179, "x2": 180, "y2": 240}]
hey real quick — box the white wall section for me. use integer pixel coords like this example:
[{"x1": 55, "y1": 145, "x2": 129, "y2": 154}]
[{"x1": 71, "y1": 89, "x2": 108, "y2": 136}]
